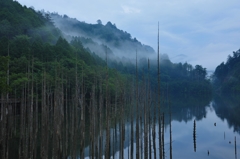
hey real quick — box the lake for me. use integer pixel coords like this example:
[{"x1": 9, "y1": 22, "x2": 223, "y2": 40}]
[
  {"x1": 1, "y1": 94, "x2": 240, "y2": 159},
  {"x1": 83, "y1": 94, "x2": 240, "y2": 159}
]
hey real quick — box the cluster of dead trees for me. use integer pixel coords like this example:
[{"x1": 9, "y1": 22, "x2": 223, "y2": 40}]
[{"x1": 0, "y1": 24, "x2": 175, "y2": 159}]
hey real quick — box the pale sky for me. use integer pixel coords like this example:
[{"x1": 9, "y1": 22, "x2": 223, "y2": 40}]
[{"x1": 17, "y1": 0, "x2": 240, "y2": 71}]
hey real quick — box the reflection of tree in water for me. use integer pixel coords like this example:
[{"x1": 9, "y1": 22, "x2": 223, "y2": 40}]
[
  {"x1": 162, "y1": 94, "x2": 212, "y2": 123},
  {"x1": 213, "y1": 94, "x2": 240, "y2": 133}
]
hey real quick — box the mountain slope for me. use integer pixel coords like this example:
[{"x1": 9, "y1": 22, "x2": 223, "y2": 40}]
[
  {"x1": 50, "y1": 13, "x2": 155, "y2": 60},
  {"x1": 214, "y1": 49, "x2": 240, "y2": 93}
]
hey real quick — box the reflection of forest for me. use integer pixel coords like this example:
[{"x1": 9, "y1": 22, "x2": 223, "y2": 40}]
[
  {"x1": 213, "y1": 94, "x2": 240, "y2": 133},
  {"x1": 0, "y1": 95, "x2": 214, "y2": 158},
  {"x1": 98, "y1": 94, "x2": 213, "y2": 157},
  {"x1": 162, "y1": 94, "x2": 212, "y2": 123}
]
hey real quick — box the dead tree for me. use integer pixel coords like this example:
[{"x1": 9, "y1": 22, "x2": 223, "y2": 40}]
[
  {"x1": 157, "y1": 22, "x2": 163, "y2": 159},
  {"x1": 136, "y1": 50, "x2": 140, "y2": 159},
  {"x1": 193, "y1": 120, "x2": 196, "y2": 152},
  {"x1": 105, "y1": 47, "x2": 110, "y2": 159},
  {"x1": 169, "y1": 101, "x2": 172, "y2": 159},
  {"x1": 80, "y1": 64, "x2": 85, "y2": 159}
]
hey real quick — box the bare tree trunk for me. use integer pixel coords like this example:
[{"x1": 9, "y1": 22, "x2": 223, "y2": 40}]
[
  {"x1": 24, "y1": 82, "x2": 28, "y2": 159},
  {"x1": 235, "y1": 136, "x2": 237, "y2": 159},
  {"x1": 157, "y1": 22, "x2": 163, "y2": 159},
  {"x1": 63, "y1": 76, "x2": 68, "y2": 159},
  {"x1": 90, "y1": 84, "x2": 96, "y2": 159},
  {"x1": 144, "y1": 99, "x2": 148, "y2": 159},
  {"x1": 1, "y1": 93, "x2": 6, "y2": 159},
  {"x1": 41, "y1": 70, "x2": 48, "y2": 159},
  {"x1": 48, "y1": 83, "x2": 52, "y2": 158},
  {"x1": 130, "y1": 79, "x2": 134, "y2": 159},
  {"x1": 113, "y1": 82, "x2": 118, "y2": 159},
  {"x1": 60, "y1": 69, "x2": 64, "y2": 158},
  {"x1": 162, "y1": 113, "x2": 165, "y2": 159},
  {"x1": 193, "y1": 119, "x2": 196, "y2": 152},
  {"x1": 98, "y1": 78, "x2": 103, "y2": 159},
  {"x1": 18, "y1": 89, "x2": 22, "y2": 159},
  {"x1": 136, "y1": 50, "x2": 140, "y2": 159},
  {"x1": 71, "y1": 54, "x2": 78, "y2": 158},
  {"x1": 29, "y1": 56, "x2": 34, "y2": 159},
  {"x1": 149, "y1": 99, "x2": 152, "y2": 159},
  {"x1": 153, "y1": 104, "x2": 157, "y2": 159},
  {"x1": 24, "y1": 64, "x2": 30, "y2": 159},
  {"x1": 120, "y1": 88, "x2": 125, "y2": 159},
  {"x1": 80, "y1": 64, "x2": 85, "y2": 159},
  {"x1": 144, "y1": 59, "x2": 150, "y2": 159},
  {"x1": 5, "y1": 41, "x2": 10, "y2": 159},
  {"x1": 169, "y1": 102, "x2": 172, "y2": 159},
  {"x1": 105, "y1": 47, "x2": 110, "y2": 159},
  {"x1": 34, "y1": 82, "x2": 38, "y2": 159}
]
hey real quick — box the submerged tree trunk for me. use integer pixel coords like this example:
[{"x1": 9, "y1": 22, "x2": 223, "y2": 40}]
[
  {"x1": 130, "y1": 79, "x2": 134, "y2": 159},
  {"x1": 193, "y1": 119, "x2": 196, "y2": 152},
  {"x1": 162, "y1": 113, "x2": 165, "y2": 159},
  {"x1": 169, "y1": 102, "x2": 172, "y2": 159}
]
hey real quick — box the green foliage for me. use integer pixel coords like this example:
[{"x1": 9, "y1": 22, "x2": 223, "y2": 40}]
[
  {"x1": 213, "y1": 94, "x2": 240, "y2": 128},
  {"x1": 49, "y1": 13, "x2": 155, "y2": 55},
  {"x1": 135, "y1": 57, "x2": 211, "y2": 95},
  {"x1": 0, "y1": 0, "x2": 212, "y2": 102},
  {"x1": 0, "y1": 0, "x2": 61, "y2": 43},
  {"x1": 213, "y1": 49, "x2": 240, "y2": 94},
  {"x1": 0, "y1": 56, "x2": 10, "y2": 94},
  {"x1": 0, "y1": 0, "x2": 45, "y2": 36}
]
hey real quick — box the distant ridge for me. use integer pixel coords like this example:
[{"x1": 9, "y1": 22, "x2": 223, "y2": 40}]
[{"x1": 49, "y1": 13, "x2": 155, "y2": 60}]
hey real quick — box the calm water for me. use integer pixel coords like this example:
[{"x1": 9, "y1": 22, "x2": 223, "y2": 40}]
[
  {"x1": 169, "y1": 103, "x2": 239, "y2": 159},
  {"x1": 83, "y1": 95, "x2": 240, "y2": 159},
  {"x1": 1, "y1": 94, "x2": 240, "y2": 159}
]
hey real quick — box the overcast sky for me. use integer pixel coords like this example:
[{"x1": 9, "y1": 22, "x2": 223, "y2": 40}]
[{"x1": 17, "y1": 0, "x2": 240, "y2": 71}]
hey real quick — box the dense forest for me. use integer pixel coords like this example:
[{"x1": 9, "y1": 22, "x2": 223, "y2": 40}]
[
  {"x1": 0, "y1": 0, "x2": 212, "y2": 98},
  {"x1": 213, "y1": 49, "x2": 240, "y2": 94},
  {"x1": 0, "y1": 0, "x2": 212, "y2": 158}
]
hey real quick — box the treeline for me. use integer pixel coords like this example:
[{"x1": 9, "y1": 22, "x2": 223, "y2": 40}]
[
  {"x1": 213, "y1": 49, "x2": 240, "y2": 93},
  {"x1": 0, "y1": 0, "x2": 61, "y2": 44},
  {"x1": 0, "y1": 0, "x2": 127, "y2": 98},
  {"x1": 50, "y1": 12, "x2": 155, "y2": 50},
  {"x1": 0, "y1": 35, "x2": 127, "y2": 97},
  {"x1": 213, "y1": 94, "x2": 240, "y2": 131},
  {"x1": 135, "y1": 56, "x2": 212, "y2": 95}
]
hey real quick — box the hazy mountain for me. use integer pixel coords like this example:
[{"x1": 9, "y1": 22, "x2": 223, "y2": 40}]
[
  {"x1": 50, "y1": 13, "x2": 156, "y2": 61},
  {"x1": 213, "y1": 49, "x2": 240, "y2": 93}
]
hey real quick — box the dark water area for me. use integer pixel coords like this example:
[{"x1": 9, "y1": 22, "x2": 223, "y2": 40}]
[
  {"x1": 163, "y1": 94, "x2": 240, "y2": 159},
  {"x1": 1, "y1": 94, "x2": 240, "y2": 159},
  {"x1": 97, "y1": 94, "x2": 240, "y2": 159}
]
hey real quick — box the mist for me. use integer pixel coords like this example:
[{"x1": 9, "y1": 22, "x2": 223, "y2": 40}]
[{"x1": 49, "y1": 12, "x2": 163, "y2": 66}]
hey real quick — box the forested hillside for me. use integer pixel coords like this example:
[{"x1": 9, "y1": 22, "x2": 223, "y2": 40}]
[
  {"x1": 0, "y1": 0, "x2": 128, "y2": 97},
  {"x1": 0, "y1": 1, "x2": 213, "y2": 158},
  {"x1": 49, "y1": 12, "x2": 211, "y2": 95},
  {"x1": 50, "y1": 13, "x2": 155, "y2": 60},
  {"x1": 214, "y1": 49, "x2": 240, "y2": 93},
  {"x1": 0, "y1": 0, "x2": 212, "y2": 103},
  {"x1": 0, "y1": 1, "x2": 130, "y2": 158}
]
